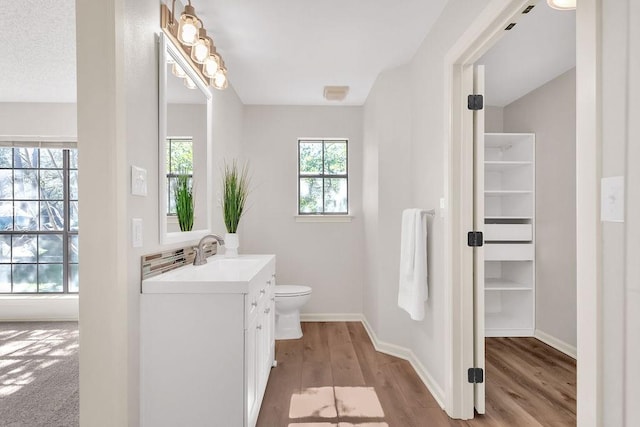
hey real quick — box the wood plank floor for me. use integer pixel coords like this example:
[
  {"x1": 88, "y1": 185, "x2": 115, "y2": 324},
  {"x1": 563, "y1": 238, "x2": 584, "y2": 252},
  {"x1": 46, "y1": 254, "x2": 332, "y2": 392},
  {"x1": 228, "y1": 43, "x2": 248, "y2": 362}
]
[{"x1": 256, "y1": 322, "x2": 576, "y2": 427}]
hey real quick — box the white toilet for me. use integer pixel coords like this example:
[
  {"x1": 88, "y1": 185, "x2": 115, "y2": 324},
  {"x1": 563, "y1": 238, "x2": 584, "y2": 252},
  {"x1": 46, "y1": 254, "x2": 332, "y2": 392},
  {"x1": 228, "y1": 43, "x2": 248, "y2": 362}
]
[{"x1": 274, "y1": 285, "x2": 312, "y2": 340}]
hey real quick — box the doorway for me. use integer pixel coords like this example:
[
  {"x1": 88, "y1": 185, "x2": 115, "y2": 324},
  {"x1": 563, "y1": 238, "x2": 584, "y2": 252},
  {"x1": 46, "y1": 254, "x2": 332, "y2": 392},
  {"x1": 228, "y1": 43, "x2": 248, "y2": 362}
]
[{"x1": 445, "y1": 0, "x2": 598, "y2": 423}]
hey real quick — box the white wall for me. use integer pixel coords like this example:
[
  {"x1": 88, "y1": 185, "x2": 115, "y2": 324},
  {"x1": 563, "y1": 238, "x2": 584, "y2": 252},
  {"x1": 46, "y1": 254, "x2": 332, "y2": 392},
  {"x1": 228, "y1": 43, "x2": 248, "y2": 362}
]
[
  {"x1": 240, "y1": 106, "x2": 364, "y2": 316},
  {"x1": 362, "y1": 0, "x2": 492, "y2": 403},
  {"x1": 0, "y1": 103, "x2": 77, "y2": 137},
  {"x1": 600, "y1": 0, "x2": 634, "y2": 424},
  {"x1": 76, "y1": 0, "x2": 245, "y2": 424},
  {"x1": 484, "y1": 106, "x2": 504, "y2": 133},
  {"x1": 503, "y1": 68, "x2": 576, "y2": 350}
]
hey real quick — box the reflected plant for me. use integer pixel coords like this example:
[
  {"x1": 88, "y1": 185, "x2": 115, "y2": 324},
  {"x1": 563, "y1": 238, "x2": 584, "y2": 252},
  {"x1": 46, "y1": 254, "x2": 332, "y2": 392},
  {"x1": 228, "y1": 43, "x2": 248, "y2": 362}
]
[{"x1": 175, "y1": 171, "x2": 194, "y2": 232}]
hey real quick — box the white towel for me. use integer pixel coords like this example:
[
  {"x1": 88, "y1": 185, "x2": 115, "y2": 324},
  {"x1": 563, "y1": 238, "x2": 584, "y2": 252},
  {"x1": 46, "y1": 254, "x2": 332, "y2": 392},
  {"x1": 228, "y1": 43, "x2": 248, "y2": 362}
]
[{"x1": 398, "y1": 209, "x2": 428, "y2": 321}]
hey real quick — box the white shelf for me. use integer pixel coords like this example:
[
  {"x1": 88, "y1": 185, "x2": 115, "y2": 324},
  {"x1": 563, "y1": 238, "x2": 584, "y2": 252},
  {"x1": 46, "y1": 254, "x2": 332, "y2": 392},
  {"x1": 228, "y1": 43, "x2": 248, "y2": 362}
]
[
  {"x1": 485, "y1": 161, "x2": 533, "y2": 171},
  {"x1": 483, "y1": 132, "x2": 535, "y2": 338},
  {"x1": 485, "y1": 216, "x2": 533, "y2": 220},
  {"x1": 485, "y1": 190, "x2": 532, "y2": 195},
  {"x1": 485, "y1": 278, "x2": 532, "y2": 291}
]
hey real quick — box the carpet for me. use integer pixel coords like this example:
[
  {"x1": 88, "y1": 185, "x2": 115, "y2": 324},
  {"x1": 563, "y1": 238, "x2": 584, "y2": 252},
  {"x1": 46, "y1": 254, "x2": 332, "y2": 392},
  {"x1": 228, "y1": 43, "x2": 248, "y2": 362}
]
[{"x1": 0, "y1": 322, "x2": 78, "y2": 427}]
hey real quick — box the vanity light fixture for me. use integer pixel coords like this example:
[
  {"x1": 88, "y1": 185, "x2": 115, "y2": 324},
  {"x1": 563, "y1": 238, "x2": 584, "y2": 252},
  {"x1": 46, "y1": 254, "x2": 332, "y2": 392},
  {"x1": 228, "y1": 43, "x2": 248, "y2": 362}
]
[
  {"x1": 203, "y1": 45, "x2": 221, "y2": 79},
  {"x1": 211, "y1": 58, "x2": 228, "y2": 90},
  {"x1": 162, "y1": 1, "x2": 229, "y2": 90},
  {"x1": 172, "y1": 63, "x2": 187, "y2": 78},
  {"x1": 184, "y1": 76, "x2": 197, "y2": 90},
  {"x1": 191, "y1": 28, "x2": 211, "y2": 64},
  {"x1": 546, "y1": 0, "x2": 576, "y2": 10},
  {"x1": 176, "y1": 1, "x2": 200, "y2": 46}
]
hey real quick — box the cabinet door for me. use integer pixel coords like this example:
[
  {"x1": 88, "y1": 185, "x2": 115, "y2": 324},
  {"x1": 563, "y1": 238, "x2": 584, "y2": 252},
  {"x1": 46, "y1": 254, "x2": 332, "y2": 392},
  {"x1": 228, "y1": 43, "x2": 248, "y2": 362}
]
[{"x1": 246, "y1": 318, "x2": 259, "y2": 425}]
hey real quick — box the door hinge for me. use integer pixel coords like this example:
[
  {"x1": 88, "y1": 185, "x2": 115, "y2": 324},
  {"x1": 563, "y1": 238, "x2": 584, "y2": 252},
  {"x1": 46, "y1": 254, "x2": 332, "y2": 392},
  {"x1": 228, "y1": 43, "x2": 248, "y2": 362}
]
[
  {"x1": 468, "y1": 367, "x2": 484, "y2": 384},
  {"x1": 467, "y1": 94, "x2": 484, "y2": 110},
  {"x1": 467, "y1": 231, "x2": 484, "y2": 247}
]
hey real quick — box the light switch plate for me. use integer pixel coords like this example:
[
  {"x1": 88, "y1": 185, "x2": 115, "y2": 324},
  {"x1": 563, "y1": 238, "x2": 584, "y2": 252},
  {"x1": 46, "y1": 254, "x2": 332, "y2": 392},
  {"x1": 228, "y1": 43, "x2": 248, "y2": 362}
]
[
  {"x1": 132, "y1": 218, "x2": 143, "y2": 248},
  {"x1": 601, "y1": 176, "x2": 624, "y2": 223},
  {"x1": 131, "y1": 166, "x2": 147, "y2": 196}
]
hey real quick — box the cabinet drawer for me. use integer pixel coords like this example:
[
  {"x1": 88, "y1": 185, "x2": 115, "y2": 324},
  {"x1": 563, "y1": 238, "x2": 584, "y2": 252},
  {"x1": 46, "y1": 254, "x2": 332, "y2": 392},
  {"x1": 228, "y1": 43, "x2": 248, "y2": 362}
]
[
  {"x1": 485, "y1": 224, "x2": 532, "y2": 241},
  {"x1": 485, "y1": 243, "x2": 534, "y2": 261}
]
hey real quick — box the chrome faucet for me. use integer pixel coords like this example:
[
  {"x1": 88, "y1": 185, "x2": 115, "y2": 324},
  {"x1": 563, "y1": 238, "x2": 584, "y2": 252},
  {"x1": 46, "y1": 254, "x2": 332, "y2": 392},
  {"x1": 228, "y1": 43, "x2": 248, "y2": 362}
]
[{"x1": 193, "y1": 234, "x2": 225, "y2": 266}]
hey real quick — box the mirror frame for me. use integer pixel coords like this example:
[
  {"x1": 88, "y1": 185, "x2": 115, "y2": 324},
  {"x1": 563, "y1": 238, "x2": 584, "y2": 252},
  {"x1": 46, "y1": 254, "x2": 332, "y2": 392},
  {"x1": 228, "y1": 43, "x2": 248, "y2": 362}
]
[{"x1": 158, "y1": 34, "x2": 213, "y2": 245}]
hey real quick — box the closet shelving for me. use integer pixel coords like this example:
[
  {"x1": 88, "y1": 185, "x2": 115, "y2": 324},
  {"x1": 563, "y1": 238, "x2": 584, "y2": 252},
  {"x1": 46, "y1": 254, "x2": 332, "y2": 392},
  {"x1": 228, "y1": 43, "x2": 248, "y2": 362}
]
[{"x1": 484, "y1": 133, "x2": 535, "y2": 337}]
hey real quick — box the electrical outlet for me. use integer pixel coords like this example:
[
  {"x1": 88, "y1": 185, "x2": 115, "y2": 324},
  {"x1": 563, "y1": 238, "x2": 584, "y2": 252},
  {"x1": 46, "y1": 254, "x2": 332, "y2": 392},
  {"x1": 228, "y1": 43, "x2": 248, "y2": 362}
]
[{"x1": 132, "y1": 218, "x2": 143, "y2": 248}]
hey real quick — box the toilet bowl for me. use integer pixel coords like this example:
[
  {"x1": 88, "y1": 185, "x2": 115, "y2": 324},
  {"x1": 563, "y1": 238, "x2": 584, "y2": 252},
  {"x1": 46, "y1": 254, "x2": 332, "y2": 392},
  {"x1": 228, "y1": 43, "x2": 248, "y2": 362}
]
[{"x1": 274, "y1": 285, "x2": 312, "y2": 340}]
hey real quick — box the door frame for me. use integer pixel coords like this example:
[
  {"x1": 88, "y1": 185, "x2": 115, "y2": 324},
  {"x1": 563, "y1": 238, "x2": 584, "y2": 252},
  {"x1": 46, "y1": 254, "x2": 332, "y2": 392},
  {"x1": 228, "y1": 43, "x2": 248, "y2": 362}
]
[{"x1": 444, "y1": 0, "x2": 602, "y2": 422}]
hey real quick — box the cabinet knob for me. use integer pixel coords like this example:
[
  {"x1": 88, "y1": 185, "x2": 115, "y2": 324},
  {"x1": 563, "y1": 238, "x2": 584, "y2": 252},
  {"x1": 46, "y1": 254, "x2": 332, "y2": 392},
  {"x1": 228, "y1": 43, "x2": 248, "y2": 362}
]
[
  {"x1": 266, "y1": 280, "x2": 272, "y2": 285},
  {"x1": 251, "y1": 302, "x2": 258, "y2": 308},
  {"x1": 270, "y1": 297, "x2": 275, "y2": 302},
  {"x1": 260, "y1": 289, "x2": 266, "y2": 295},
  {"x1": 264, "y1": 308, "x2": 271, "y2": 314},
  {"x1": 256, "y1": 325, "x2": 262, "y2": 330}
]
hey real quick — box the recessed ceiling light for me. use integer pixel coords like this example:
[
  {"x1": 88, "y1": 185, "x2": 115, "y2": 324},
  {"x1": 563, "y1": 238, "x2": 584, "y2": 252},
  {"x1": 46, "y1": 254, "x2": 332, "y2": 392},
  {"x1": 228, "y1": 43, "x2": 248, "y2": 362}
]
[
  {"x1": 324, "y1": 86, "x2": 350, "y2": 101},
  {"x1": 547, "y1": 0, "x2": 576, "y2": 10}
]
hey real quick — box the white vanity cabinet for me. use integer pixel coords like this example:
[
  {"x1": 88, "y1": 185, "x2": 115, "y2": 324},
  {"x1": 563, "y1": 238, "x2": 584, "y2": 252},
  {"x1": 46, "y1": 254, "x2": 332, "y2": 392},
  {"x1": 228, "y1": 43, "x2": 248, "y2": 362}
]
[{"x1": 140, "y1": 255, "x2": 276, "y2": 427}]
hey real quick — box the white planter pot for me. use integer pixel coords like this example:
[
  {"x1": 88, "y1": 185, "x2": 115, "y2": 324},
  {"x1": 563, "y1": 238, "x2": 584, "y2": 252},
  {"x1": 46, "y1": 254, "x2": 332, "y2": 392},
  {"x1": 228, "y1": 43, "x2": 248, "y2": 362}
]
[{"x1": 225, "y1": 233, "x2": 239, "y2": 257}]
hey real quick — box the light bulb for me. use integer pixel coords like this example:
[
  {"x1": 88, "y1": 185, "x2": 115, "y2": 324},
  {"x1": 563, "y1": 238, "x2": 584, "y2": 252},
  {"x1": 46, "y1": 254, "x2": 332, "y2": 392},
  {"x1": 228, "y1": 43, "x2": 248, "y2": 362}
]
[
  {"x1": 203, "y1": 54, "x2": 220, "y2": 78},
  {"x1": 212, "y1": 69, "x2": 228, "y2": 90},
  {"x1": 190, "y1": 29, "x2": 211, "y2": 64},
  {"x1": 177, "y1": 4, "x2": 200, "y2": 46},
  {"x1": 172, "y1": 63, "x2": 186, "y2": 78},
  {"x1": 546, "y1": 0, "x2": 576, "y2": 10},
  {"x1": 184, "y1": 76, "x2": 197, "y2": 90}
]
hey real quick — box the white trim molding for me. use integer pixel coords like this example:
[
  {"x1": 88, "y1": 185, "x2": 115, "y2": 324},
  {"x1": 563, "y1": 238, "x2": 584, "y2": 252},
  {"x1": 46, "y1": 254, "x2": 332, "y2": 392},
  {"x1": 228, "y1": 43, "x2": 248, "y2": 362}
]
[
  {"x1": 0, "y1": 295, "x2": 79, "y2": 321},
  {"x1": 360, "y1": 316, "x2": 446, "y2": 409},
  {"x1": 294, "y1": 215, "x2": 354, "y2": 223},
  {"x1": 298, "y1": 314, "x2": 446, "y2": 409},
  {"x1": 535, "y1": 329, "x2": 577, "y2": 360},
  {"x1": 300, "y1": 313, "x2": 363, "y2": 322}
]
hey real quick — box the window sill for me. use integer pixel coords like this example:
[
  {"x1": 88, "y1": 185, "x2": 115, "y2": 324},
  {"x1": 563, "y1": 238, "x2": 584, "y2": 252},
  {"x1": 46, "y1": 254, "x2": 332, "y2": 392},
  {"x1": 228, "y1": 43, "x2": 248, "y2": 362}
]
[
  {"x1": 295, "y1": 215, "x2": 354, "y2": 223},
  {"x1": 0, "y1": 295, "x2": 78, "y2": 300}
]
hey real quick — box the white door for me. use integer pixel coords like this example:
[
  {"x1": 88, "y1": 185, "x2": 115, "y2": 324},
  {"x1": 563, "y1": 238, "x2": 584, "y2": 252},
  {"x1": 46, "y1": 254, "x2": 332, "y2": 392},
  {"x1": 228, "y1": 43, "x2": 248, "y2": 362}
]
[{"x1": 472, "y1": 65, "x2": 486, "y2": 414}]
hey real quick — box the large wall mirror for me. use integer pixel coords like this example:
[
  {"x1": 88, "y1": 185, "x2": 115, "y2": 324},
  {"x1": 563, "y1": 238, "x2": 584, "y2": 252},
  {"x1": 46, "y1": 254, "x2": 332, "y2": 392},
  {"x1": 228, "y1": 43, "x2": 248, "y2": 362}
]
[{"x1": 158, "y1": 34, "x2": 212, "y2": 244}]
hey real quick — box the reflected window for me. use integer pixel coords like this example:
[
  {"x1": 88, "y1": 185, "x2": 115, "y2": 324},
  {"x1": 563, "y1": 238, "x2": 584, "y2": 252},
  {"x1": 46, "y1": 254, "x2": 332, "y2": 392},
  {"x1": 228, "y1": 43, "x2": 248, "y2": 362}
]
[
  {"x1": 298, "y1": 139, "x2": 348, "y2": 215},
  {"x1": 166, "y1": 138, "x2": 193, "y2": 215},
  {"x1": 0, "y1": 147, "x2": 78, "y2": 294}
]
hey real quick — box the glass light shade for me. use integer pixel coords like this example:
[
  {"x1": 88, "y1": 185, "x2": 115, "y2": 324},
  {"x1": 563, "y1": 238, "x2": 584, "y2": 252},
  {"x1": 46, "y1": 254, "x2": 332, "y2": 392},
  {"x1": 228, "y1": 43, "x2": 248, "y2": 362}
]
[
  {"x1": 212, "y1": 69, "x2": 228, "y2": 90},
  {"x1": 203, "y1": 54, "x2": 220, "y2": 78},
  {"x1": 184, "y1": 76, "x2": 197, "y2": 90},
  {"x1": 177, "y1": 4, "x2": 200, "y2": 46},
  {"x1": 190, "y1": 30, "x2": 211, "y2": 64},
  {"x1": 172, "y1": 63, "x2": 186, "y2": 78},
  {"x1": 546, "y1": 0, "x2": 576, "y2": 10}
]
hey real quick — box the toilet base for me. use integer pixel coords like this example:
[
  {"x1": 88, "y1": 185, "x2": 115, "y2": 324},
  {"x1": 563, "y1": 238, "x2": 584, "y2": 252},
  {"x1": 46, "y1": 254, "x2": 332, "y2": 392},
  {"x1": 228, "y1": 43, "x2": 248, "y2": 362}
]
[{"x1": 275, "y1": 312, "x2": 303, "y2": 340}]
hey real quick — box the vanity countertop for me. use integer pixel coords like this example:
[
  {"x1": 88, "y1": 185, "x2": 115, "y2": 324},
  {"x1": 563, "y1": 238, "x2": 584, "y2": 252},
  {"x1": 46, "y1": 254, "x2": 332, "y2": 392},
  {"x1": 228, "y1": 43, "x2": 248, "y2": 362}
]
[{"x1": 141, "y1": 254, "x2": 275, "y2": 294}]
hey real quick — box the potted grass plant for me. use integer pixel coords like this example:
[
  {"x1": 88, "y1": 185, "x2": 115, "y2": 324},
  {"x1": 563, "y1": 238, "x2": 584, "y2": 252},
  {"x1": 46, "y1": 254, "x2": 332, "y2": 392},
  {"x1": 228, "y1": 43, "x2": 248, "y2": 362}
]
[
  {"x1": 222, "y1": 160, "x2": 250, "y2": 257},
  {"x1": 174, "y1": 172, "x2": 194, "y2": 232}
]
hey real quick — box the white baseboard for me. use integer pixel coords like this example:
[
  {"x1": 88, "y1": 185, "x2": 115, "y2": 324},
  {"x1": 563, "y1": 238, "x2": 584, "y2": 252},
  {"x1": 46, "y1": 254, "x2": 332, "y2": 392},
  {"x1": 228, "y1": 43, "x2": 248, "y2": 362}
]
[
  {"x1": 0, "y1": 296, "x2": 79, "y2": 322},
  {"x1": 534, "y1": 329, "x2": 577, "y2": 359},
  {"x1": 485, "y1": 328, "x2": 534, "y2": 337},
  {"x1": 360, "y1": 316, "x2": 445, "y2": 409},
  {"x1": 300, "y1": 313, "x2": 364, "y2": 322}
]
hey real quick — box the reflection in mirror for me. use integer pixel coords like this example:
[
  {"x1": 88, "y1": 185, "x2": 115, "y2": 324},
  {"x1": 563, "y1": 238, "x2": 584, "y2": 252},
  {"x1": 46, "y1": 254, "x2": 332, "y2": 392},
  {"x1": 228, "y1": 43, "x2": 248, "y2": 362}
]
[{"x1": 159, "y1": 34, "x2": 212, "y2": 244}]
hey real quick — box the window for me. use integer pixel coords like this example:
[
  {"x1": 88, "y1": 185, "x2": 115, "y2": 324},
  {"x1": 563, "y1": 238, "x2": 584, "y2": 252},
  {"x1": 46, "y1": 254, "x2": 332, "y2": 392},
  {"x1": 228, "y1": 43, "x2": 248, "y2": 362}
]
[
  {"x1": 0, "y1": 147, "x2": 78, "y2": 294},
  {"x1": 298, "y1": 139, "x2": 348, "y2": 214},
  {"x1": 166, "y1": 138, "x2": 193, "y2": 215}
]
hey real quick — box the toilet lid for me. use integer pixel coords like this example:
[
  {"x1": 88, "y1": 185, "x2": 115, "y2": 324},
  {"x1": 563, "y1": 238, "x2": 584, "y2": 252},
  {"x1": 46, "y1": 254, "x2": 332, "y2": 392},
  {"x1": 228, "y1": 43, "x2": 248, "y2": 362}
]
[{"x1": 275, "y1": 285, "x2": 312, "y2": 297}]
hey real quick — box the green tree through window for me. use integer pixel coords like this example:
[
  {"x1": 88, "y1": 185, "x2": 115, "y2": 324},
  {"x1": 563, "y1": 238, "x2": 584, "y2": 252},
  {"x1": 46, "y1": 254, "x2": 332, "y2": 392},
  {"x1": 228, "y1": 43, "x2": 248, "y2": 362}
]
[
  {"x1": 298, "y1": 140, "x2": 348, "y2": 214},
  {"x1": 166, "y1": 138, "x2": 193, "y2": 215},
  {"x1": 0, "y1": 147, "x2": 78, "y2": 294}
]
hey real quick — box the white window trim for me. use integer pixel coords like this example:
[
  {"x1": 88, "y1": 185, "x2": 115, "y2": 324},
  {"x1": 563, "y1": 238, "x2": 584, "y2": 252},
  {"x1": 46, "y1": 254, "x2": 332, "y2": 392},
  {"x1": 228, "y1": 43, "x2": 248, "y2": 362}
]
[{"x1": 294, "y1": 215, "x2": 353, "y2": 223}]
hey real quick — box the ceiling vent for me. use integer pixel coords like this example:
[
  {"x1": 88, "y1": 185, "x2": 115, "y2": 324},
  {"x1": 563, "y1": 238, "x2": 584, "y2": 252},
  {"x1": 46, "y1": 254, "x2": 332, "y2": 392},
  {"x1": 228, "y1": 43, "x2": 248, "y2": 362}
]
[{"x1": 323, "y1": 86, "x2": 350, "y2": 101}]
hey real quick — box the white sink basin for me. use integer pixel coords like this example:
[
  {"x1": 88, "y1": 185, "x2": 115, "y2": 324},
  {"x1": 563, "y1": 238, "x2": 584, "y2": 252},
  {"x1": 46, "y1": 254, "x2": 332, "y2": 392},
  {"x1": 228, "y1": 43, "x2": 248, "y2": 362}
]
[{"x1": 141, "y1": 254, "x2": 274, "y2": 294}]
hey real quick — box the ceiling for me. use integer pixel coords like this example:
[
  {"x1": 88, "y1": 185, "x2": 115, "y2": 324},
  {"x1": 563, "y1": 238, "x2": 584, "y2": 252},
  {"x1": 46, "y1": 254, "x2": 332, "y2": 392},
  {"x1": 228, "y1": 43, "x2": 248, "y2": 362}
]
[
  {"x1": 478, "y1": 2, "x2": 576, "y2": 107},
  {"x1": 0, "y1": 1, "x2": 575, "y2": 107}
]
